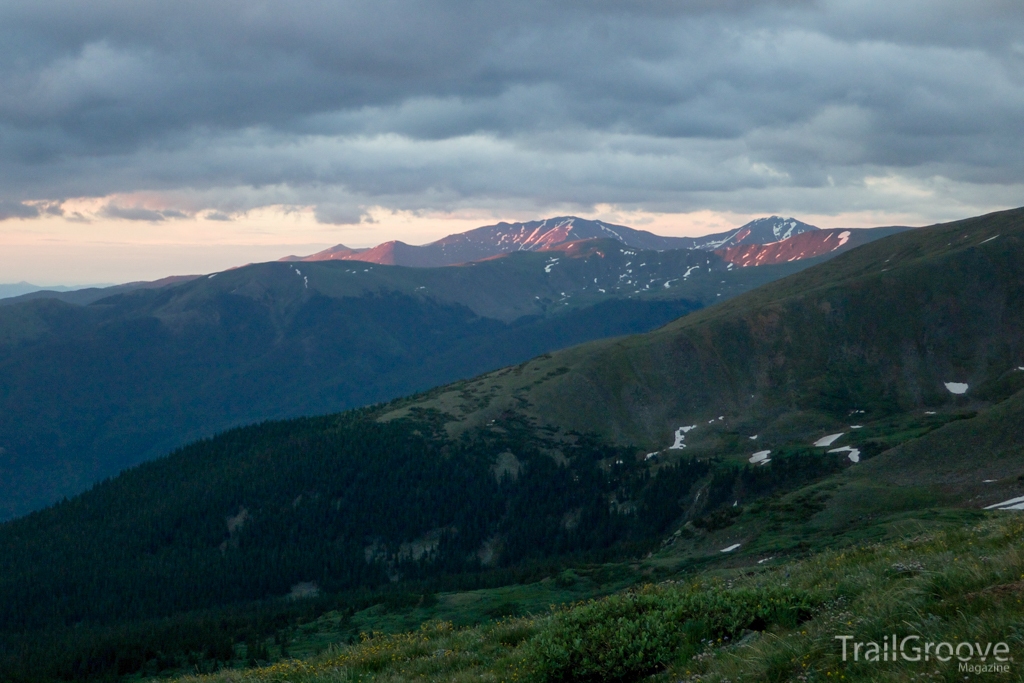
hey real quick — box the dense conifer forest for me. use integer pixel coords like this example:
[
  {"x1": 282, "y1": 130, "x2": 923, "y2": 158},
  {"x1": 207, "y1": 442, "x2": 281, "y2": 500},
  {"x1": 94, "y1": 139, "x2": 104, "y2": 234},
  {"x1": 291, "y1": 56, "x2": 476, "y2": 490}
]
[{"x1": 0, "y1": 404, "x2": 859, "y2": 682}]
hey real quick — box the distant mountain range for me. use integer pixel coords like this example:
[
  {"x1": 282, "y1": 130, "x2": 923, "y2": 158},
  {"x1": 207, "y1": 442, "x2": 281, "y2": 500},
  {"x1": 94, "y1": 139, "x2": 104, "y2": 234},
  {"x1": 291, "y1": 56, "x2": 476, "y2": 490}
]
[
  {"x1": 0, "y1": 275, "x2": 199, "y2": 306},
  {"x1": 281, "y1": 216, "x2": 824, "y2": 267},
  {"x1": 5, "y1": 216, "x2": 894, "y2": 310},
  {"x1": 0, "y1": 208, "x2": 1020, "y2": 682},
  {"x1": 0, "y1": 240, "x2": 826, "y2": 521},
  {"x1": 0, "y1": 281, "x2": 116, "y2": 300},
  {"x1": 0, "y1": 215, "x2": 906, "y2": 521}
]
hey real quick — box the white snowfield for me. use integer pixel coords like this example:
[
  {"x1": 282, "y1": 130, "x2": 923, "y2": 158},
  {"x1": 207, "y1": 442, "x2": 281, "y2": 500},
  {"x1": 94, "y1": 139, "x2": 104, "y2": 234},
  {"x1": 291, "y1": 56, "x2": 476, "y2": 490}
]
[
  {"x1": 984, "y1": 496, "x2": 1024, "y2": 511},
  {"x1": 828, "y1": 446, "x2": 861, "y2": 463},
  {"x1": 813, "y1": 433, "x2": 844, "y2": 447},
  {"x1": 669, "y1": 425, "x2": 697, "y2": 449},
  {"x1": 749, "y1": 450, "x2": 771, "y2": 464},
  {"x1": 944, "y1": 382, "x2": 968, "y2": 394},
  {"x1": 720, "y1": 543, "x2": 741, "y2": 553}
]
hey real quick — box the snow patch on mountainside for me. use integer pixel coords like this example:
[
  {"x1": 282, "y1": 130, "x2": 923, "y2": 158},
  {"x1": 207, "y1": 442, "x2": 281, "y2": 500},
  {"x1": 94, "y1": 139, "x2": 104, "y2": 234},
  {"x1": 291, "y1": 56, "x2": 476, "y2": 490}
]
[
  {"x1": 669, "y1": 425, "x2": 697, "y2": 449},
  {"x1": 828, "y1": 446, "x2": 861, "y2": 463},
  {"x1": 944, "y1": 382, "x2": 968, "y2": 394},
  {"x1": 813, "y1": 433, "x2": 844, "y2": 447},
  {"x1": 749, "y1": 450, "x2": 771, "y2": 464},
  {"x1": 984, "y1": 496, "x2": 1024, "y2": 510}
]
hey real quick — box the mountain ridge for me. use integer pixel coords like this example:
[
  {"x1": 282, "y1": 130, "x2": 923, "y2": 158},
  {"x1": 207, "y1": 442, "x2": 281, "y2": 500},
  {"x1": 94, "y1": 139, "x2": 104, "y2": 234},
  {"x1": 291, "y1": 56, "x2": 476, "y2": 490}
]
[
  {"x1": 284, "y1": 215, "x2": 823, "y2": 267},
  {"x1": 713, "y1": 226, "x2": 907, "y2": 266},
  {"x1": 0, "y1": 274, "x2": 201, "y2": 307},
  {"x1": 382, "y1": 208, "x2": 1024, "y2": 449},
  {"x1": 0, "y1": 281, "x2": 119, "y2": 301},
  {"x1": 0, "y1": 243, "x2": 828, "y2": 520}
]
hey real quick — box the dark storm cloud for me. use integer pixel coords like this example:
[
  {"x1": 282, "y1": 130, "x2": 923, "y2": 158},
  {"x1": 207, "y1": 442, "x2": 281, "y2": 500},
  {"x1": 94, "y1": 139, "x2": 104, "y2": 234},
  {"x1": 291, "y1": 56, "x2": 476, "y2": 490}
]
[
  {"x1": 0, "y1": 201, "x2": 39, "y2": 220},
  {"x1": 0, "y1": 0, "x2": 1022, "y2": 218}
]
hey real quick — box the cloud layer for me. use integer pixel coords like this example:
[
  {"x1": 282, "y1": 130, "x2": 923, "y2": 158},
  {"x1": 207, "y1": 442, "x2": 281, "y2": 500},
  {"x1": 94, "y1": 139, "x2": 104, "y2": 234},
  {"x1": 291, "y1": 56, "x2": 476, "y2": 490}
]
[{"x1": 1, "y1": 0, "x2": 1022, "y2": 224}]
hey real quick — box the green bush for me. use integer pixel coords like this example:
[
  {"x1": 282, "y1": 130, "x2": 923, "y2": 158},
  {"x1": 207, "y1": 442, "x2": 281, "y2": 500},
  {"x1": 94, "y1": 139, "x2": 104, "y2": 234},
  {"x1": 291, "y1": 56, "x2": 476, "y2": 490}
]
[{"x1": 523, "y1": 583, "x2": 820, "y2": 682}]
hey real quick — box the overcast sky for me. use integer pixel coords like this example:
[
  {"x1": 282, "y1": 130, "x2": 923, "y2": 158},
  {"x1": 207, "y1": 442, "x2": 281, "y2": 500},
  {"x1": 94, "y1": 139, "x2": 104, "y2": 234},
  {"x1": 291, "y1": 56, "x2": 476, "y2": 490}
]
[{"x1": 2, "y1": 0, "x2": 1023, "y2": 283}]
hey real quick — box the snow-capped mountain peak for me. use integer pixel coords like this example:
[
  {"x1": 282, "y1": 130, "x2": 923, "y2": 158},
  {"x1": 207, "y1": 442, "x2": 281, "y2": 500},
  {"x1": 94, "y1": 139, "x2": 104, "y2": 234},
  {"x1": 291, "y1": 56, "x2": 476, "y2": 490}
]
[{"x1": 282, "y1": 215, "x2": 821, "y2": 267}]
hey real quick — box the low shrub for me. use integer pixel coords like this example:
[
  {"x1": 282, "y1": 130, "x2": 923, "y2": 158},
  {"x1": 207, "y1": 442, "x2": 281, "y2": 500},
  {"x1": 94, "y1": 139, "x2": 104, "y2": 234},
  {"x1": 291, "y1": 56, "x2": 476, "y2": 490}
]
[{"x1": 522, "y1": 583, "x2": 820, "y2": 682}]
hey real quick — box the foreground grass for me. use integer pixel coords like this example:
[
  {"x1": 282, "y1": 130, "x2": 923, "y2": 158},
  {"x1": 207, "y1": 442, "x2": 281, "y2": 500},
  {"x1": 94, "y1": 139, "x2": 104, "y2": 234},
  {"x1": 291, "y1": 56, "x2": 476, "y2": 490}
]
[{"x1": 171, "y1": 514, "x2": 1024, "y2": 683}]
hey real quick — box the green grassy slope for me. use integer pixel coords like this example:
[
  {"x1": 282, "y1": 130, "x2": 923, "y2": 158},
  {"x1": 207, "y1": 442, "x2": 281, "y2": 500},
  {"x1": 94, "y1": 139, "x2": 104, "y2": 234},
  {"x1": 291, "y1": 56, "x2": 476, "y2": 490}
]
[{"x1": 163, "y1": 513, "x2": 1024, "y2": 683}]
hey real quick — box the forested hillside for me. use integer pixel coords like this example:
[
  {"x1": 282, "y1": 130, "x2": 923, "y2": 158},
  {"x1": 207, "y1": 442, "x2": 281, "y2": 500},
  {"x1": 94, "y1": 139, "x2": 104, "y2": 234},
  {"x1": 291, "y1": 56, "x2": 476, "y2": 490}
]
[
  {"x1": 0, "y1": 400, "x2": 880, "y2": 682},
  {"x1": 0, "y1": 243, "x2": 823, "y2": 520}
]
